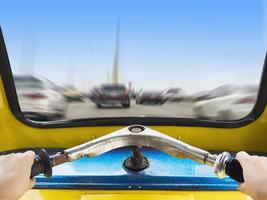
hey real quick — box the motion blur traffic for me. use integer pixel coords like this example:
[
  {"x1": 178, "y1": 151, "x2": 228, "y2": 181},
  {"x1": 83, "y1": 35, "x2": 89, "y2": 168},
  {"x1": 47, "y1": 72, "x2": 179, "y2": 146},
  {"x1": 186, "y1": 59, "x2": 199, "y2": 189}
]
[{"x1": 14, "y1": 75, "x2": 258, "y2": 121}]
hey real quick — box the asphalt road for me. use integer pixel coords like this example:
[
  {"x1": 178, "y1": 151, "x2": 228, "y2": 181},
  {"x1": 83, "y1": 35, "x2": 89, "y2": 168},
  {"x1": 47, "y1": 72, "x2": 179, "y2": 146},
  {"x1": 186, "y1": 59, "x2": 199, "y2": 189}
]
[{"x1": 65, "y1": 99, "x2": 195, "y2": 119}]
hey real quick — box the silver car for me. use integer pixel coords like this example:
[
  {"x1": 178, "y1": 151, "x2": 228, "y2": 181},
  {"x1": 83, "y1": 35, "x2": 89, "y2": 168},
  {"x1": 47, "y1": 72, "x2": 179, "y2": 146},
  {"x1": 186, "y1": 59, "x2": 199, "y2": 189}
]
[
  {"x1": 14, "y1": 75, "x2": 67, "y2": 121},
  {"x1": 193, "y1": 85, "x2": 258, "y2": 120}
]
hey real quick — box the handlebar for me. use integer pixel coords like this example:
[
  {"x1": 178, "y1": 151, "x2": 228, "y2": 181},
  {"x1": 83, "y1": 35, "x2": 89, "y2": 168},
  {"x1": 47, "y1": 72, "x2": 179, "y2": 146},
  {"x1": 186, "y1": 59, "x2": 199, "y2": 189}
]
[{"x1": 30, "y1": 125, "x2": 244, "y2": 182}]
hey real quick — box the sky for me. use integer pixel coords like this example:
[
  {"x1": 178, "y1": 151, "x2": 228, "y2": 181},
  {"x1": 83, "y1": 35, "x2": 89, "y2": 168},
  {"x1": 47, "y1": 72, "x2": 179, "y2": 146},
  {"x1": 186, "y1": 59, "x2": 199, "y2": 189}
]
[{"x1": 0, "y1": 0, "x2": 266, "y2": 93}]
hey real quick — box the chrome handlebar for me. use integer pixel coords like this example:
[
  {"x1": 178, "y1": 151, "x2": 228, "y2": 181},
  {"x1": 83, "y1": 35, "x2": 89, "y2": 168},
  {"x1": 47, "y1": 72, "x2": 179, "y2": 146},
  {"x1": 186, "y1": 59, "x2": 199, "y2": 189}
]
[{"x1": 31, "y1": 125, "x2": 244, "y2": 182}]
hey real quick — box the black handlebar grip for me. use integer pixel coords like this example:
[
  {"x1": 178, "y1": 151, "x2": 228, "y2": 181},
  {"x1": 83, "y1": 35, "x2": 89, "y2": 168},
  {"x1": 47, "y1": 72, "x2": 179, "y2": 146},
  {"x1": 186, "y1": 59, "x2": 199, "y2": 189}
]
[
  {"x1": 30, "y1": 149, "x2": 52, "y2": 178},
  {"x1": 225, "y1": 158, "x2": 244, "y2": 182}
]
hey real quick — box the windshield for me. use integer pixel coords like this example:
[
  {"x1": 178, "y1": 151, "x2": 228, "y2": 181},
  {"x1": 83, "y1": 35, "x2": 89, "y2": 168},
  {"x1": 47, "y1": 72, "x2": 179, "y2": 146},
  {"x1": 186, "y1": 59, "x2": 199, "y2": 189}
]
[{"x1": 1, "y1": 0, "x2": 266, "y2": 122}]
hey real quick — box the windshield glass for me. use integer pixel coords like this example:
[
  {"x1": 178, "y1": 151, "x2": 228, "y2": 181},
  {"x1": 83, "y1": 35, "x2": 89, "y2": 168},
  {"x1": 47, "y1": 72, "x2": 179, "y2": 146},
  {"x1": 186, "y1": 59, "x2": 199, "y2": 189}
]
[{"x1": 1, "y1": 0, "x2": 266, "y2": 122}]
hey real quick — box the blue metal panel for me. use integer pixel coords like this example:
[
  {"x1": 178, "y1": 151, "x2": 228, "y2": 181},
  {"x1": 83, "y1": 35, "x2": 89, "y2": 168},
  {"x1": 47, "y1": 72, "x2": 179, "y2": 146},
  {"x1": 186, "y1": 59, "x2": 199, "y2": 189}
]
[{"x1": 35, "y1": 148, "x2": 238, "y2": 190}]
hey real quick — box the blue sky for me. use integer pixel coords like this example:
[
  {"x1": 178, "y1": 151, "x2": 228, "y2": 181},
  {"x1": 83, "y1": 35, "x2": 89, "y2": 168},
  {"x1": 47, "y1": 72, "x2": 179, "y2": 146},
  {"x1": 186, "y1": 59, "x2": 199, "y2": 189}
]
[{"x1": 0, "y1": 0, "x2": 266, "y2": 92}]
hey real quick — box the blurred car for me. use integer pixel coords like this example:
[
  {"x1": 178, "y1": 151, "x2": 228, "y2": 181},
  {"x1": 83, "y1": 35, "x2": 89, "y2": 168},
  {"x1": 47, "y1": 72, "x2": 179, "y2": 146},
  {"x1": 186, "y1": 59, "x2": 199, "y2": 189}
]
[
  {"x1": 162, "y1": 87, "x2": 186, "y2": 102},
  {"x1": 191, "y1": 90, "x2": 213, "y2": 102},
  {"x1": 14, "y1": 75, "x2": 67, "y2": 120},
  {"x1": 136, "y1": 90, "x2": 166, "y2": 105},
  {"x1": 88, "y1": 86, "x2": 100, "y2": 103},
  {"x1": 95, "y1": 84, "x2": 130, "y2": 108},
  {"x1": 130, "y1": 90, "x2": 137, "y2": 99},
  {"x1": 63, "y1": 85, "x2": 84, "y2": 102},
  {"x1": 193, "y1": 85, "x2": 258, "y2": 120}
]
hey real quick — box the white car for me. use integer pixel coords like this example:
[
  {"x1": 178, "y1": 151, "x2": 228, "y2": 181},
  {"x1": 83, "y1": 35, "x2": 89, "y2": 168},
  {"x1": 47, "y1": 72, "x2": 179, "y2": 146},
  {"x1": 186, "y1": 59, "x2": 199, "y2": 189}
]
[
  {"x1": 193, "y1": 85, "x2": 258, "y2": 120},
  {"x1": 14, "y1": 75, "x2": 67, "y2": 120},
  {"x1": 162, "y1": 88, "x2": 186, "y2": 102}
]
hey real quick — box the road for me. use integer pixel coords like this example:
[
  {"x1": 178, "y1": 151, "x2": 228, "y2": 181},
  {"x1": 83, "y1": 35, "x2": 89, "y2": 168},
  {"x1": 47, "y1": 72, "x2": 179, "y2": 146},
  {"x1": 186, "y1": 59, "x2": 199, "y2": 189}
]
[{"x1": 65, "y1": 100, "x2": 195, "y2": 119}]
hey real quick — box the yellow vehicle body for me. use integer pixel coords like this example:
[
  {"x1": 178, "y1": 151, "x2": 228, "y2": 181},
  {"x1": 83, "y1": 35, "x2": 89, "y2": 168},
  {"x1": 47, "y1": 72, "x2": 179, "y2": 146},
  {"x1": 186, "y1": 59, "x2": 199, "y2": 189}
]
[
  {"x1": 21, "y1": 190, "x2": 249, "y2": 200},
  {"x1": 1, "y1": 77, "x2": 267, "y2": 153},
  {"x1": 1, "y1": 75, "x2": 265, "y2": 199}
]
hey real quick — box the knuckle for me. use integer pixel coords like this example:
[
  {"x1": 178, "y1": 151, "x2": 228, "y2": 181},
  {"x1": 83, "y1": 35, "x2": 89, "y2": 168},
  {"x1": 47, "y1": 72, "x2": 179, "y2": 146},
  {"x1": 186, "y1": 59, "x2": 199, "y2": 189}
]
[
  {"x1": 24, "y1": 151, "x2": 36, "y2": 160},
  {"x1": 236, "y1": 151, "x2": 249, "y2": 161}
]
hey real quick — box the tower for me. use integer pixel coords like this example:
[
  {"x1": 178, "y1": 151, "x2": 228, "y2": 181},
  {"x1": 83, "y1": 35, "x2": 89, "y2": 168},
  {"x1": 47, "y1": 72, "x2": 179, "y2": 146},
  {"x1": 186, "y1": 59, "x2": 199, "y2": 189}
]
[{"x1": 112, "y1": 20, "x2": 120, "y2": 84}]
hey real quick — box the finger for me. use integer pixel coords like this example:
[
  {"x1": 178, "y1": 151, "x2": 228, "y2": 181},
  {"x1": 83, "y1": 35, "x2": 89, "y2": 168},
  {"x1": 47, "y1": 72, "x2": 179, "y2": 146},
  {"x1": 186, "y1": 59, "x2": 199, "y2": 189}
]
[
  {"x1": 237, "y1": 183, "x2": 246, "y2": 193},
  {"x1": 236, "y1": 151, "x2": 250, "y2": 166},
  {"x1": 24, "y1": 151, "x2": 36, "y2": 165},
  {"x1": 28, "y1": 178, "x2": 36, "y2": 189}
]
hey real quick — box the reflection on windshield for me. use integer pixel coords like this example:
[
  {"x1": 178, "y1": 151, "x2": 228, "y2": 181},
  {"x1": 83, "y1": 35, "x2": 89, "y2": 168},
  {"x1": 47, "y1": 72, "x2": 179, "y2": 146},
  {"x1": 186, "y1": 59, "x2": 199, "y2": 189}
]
[{"x1": 1, "y1": 0, "x2": 265, "y2": 122}]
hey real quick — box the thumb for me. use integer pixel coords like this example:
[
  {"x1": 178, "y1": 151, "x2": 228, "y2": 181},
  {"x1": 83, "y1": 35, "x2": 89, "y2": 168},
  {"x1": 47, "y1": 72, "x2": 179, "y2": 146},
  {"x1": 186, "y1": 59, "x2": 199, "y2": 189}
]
[
  {"x1": 24, "y1": 151, "x2": 36, "y2": 165},
  {"x1": 236, "y1": 151, "x2": 250, "y2": 167}
]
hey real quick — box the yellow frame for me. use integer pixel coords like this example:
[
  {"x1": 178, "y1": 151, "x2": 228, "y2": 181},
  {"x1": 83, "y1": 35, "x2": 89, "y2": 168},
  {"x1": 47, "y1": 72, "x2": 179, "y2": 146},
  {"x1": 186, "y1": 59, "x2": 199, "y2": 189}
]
[{"x1": 0, "y1": 77, "x2": 266, "y2": 153}]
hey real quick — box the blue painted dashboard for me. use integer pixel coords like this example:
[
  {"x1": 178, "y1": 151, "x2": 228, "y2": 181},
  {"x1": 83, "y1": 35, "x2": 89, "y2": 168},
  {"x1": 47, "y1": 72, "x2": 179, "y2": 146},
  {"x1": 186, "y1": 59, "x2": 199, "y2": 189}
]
[{"x1": 35, "y1": 148, "x2": 237, "y2": 190}]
